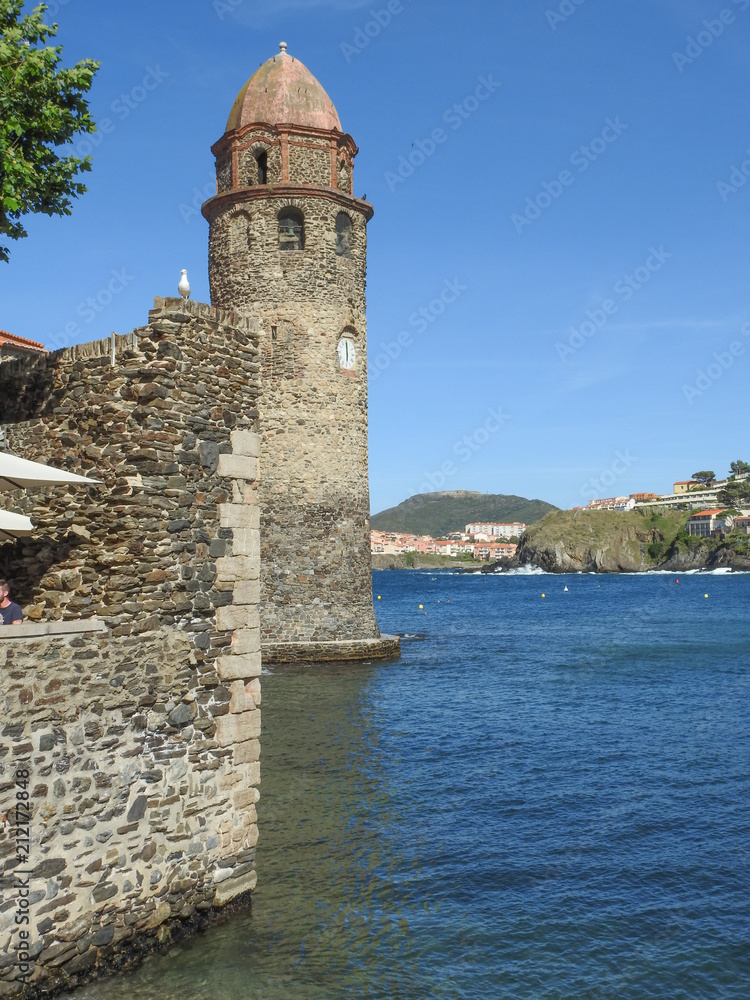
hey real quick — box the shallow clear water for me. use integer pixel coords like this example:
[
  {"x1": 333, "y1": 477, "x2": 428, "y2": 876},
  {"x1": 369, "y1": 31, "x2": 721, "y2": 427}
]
[{"x1": 69, "y1": 570, "x2": 750, "y2": 999}]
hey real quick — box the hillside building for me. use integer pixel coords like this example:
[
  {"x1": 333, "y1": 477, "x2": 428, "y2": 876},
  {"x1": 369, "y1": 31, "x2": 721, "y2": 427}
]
[
  {"x1": 0, "y1": 328, "x2": 46, "y2": 363},
  {"x1": 687, "y1": 509, "x2": 734, "y2": 537},
  {"x1": 473, "y1": 542, "x2": 517, "y2": 561},
  {"x1": 586, "y1": 496, "x2": 636, "y2": 512},
  {"x1": 634, "y1": 474, "x2": 749, "y2": 512},
  {"x1": 370, "y1": 529, "x2": 516, "y2": 561},
  {"x1": 465, "y1": 521, "x2": 527, "y2": 538},
  {"x1": 674, "y1": 480, "x2": 700, "y2": 494}
]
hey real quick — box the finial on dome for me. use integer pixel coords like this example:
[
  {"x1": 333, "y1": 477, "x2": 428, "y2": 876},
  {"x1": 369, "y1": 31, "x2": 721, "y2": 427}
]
[{"x1": 225, "y1": 44, "x2": 343, "y2": 133}]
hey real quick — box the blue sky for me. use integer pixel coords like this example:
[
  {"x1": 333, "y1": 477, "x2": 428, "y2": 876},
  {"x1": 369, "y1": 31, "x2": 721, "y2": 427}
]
[{"x1": 2, "y1": 0, "x2": 749, "y2": 513}]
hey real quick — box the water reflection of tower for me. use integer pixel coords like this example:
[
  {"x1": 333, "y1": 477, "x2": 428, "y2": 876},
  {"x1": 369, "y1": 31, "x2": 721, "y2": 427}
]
[{"x1": 203, "y1": 43, "x2": 398, "y2": 663}]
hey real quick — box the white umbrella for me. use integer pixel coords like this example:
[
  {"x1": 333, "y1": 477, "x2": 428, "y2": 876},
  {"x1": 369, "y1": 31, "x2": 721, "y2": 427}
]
[
  {"x1": 0, "y1": 453, "x2": 100, "y2": 491},
  {"x1": 0, "y1": 509, "x2": 33, "y2": 542}
]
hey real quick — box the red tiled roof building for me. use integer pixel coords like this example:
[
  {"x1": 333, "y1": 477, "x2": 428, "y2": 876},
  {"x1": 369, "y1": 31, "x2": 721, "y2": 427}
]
[{"x1": 0, "y1": 329, "x2": 47, "y2": 362}]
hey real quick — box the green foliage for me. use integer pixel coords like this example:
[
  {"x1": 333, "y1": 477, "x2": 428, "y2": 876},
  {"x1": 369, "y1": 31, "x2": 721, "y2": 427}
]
[
  {"x1": 690, "y1": 471, "x2": 716, "y2": 485},
  {"x1": 647, "y1": 540, "x2": 665, "y2": 561},
  {"x1": 0, "y1": 1, "x2": 99, "y2": 261},
  {"x1": 671, "y1": 530, "x2": 708, "y2": 552},
  {"x1": 730, "y1": 460, "x2": 750, "y2": 476},
  {"x1": 641, "y1": 509, "x2": 680, "y2": 534},
  {"x1": 371, "y1": 491, "x2": 558, "y2": 537},
  {"x1": 731, "y1": 534, "x2": 750, "y2": 555},
  {"x1": 719, "y1": 481, "x2": 750, "y2": 508}
]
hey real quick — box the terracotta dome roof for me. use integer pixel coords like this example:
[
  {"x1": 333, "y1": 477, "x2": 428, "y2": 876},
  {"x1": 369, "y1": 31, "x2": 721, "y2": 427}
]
[{"x1": 226, "y1": 43, "x2": 342, "y2": 134}]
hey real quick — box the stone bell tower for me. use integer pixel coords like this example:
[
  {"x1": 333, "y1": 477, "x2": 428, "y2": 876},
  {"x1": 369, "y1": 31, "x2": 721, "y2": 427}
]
[{"x1": 203, "y1": 43, "x2": 398, "y2": 664}]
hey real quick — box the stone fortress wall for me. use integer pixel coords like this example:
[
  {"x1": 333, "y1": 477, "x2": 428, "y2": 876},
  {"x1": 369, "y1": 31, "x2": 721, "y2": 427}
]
[
  {"x1": 0, "y1": 42, "x2": 400, "y2": 998},
  {"x1": 0, "y1": 299, "x2": 263, "y2": 997}
]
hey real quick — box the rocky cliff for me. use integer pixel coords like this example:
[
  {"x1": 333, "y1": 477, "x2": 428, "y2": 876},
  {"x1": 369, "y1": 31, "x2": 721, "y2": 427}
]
[{"x1": 512, "y1": 508, "x2": 750, "y2": 573}]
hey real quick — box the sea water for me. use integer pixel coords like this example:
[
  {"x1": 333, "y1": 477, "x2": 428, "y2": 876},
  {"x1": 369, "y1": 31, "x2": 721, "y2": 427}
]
[{"x1": 68, "y1": 570, "x2": 750, "y2": 999}]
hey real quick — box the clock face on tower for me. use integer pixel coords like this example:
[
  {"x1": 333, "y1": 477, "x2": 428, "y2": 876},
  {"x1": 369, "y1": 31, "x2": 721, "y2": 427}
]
[{"x1": 337, "y1": 337, "x2": 356, "y2": 370}]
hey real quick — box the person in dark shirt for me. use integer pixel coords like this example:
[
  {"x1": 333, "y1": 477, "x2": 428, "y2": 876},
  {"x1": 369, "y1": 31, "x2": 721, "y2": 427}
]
[{"x1": 0, "y1": 580, "x2": 23, "y2": 625}]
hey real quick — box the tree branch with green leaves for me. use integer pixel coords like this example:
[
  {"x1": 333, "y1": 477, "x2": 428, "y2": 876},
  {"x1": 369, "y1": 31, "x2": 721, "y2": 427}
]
[
  {"x1": 0, "y1": 1, "x2": 99, "y2": 262},
  {"x1": 719, "y1": 481, "x2": 750, "y2": 510},
  {"x1": 690, "y1": 471, "x2": 716, "y2": 488}
]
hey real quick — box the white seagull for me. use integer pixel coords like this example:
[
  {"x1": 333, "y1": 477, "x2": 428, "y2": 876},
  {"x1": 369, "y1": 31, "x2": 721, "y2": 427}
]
[{"x1": 178, "y1": 269, "x2": 191, "y2": 300}]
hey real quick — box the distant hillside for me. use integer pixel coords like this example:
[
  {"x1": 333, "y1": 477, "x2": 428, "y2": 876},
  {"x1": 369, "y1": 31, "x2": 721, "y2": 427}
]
[
  {"x1": 371, "y1": 491, "x2": 559, "y2": 537},
  {"x1": 514, "y1": 506, "x2": 750, "y2": 573}
]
